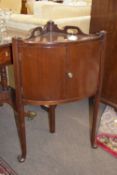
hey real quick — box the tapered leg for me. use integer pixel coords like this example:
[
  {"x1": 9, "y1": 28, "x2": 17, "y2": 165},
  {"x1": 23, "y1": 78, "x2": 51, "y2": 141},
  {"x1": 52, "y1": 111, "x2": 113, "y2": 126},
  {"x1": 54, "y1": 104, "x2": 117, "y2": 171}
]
[
  {"x1": 48, "y1": 105, "x2": 56, "y2": 133},
  {"x1": 17, "y1": 106, "x2": 26, "y2": 162},
  {"x1": 91, "y1": 94, "x2": 100, "y2": 148}
]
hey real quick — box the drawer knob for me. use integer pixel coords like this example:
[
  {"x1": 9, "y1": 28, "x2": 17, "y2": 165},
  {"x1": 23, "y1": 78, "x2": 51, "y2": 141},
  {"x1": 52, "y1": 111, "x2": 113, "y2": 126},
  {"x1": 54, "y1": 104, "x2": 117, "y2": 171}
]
[
  {"x1": 67, "y1": 72, "x2": 73, "y2": 79},
  {"x1": 5, "y1": 51, "x2": 9, "y2": 57}
]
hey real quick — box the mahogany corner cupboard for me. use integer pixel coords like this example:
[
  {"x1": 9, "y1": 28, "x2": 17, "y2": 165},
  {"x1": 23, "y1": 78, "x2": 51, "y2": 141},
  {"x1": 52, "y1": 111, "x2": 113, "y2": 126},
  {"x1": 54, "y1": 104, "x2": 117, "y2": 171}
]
[{"x1": 12, "y1": 21, "x2": 106, "y2": 162}]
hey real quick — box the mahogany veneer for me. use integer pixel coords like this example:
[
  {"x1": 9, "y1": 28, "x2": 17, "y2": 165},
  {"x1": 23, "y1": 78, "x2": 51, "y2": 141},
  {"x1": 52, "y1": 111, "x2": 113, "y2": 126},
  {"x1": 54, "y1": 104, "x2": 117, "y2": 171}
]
[
  {"x1": 90, "y1": 0, "x2": 117, "y2": 109},
  {"x1": 12, "y1": 21, "x2": 106, "y2": 162}
]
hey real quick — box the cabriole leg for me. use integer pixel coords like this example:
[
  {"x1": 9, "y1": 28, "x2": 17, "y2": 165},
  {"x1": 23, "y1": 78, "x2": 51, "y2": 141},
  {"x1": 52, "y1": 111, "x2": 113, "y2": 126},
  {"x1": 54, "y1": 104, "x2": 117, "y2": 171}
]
[{"x1": 16, "y1": 106, "x2": 26, "y2": 162}]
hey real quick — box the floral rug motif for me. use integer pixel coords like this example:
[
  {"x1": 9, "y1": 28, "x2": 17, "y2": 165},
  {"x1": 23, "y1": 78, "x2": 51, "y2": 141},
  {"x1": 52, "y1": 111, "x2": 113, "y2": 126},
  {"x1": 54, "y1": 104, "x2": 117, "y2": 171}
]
[
  {"x1": 97, "y1": 133, "x2": 117, "y2": 158},
  {"x1": 97, "y1": 106, "x2": 117, "y2": 158},
  {"x1": 0, "y1": 157, "x2": 17, "y2": 175}
]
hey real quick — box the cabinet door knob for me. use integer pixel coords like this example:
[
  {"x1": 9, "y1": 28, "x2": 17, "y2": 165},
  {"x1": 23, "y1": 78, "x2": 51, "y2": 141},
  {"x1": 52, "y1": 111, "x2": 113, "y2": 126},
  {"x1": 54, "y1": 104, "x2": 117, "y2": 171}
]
[
  {"x1": 67, "y1": 72, "x2": 73, "y2": 79},
  {"x1": 5, "y1": 51, "x2": 9, "y2": 57}
]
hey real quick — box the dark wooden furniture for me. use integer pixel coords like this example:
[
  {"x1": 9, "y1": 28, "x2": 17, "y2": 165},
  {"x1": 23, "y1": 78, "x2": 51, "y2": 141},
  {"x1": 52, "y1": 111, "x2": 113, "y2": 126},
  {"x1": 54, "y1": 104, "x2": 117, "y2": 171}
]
[
  {"x1": 90, "y1": 0, "x2": 117, "y2": 109},
  {"x1": 51, "y1": 0, "x2": 63, "y2": 3},
  {"x1": 12, "y1": 21, "x2": 106, "y2": 162},
  {"x1": 0, "y1": 43, "x2": 14, "y2": 106},
  {"x1": 21, "y1": 0, "x2": 27, "y2": 14},
  {"x1": 21, "y1": 0, "x2": 63, "y2": 14}
]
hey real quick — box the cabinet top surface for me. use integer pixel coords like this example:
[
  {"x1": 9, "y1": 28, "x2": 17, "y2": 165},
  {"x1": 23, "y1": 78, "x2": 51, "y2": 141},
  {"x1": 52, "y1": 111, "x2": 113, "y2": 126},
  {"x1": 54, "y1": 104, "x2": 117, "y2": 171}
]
[
  {"x1": 0, "y1": 21, "x2": 104, "y2": 47},
  {"x1": 17, "y1": 21, "x2": 104, "y2": 45},
  {"x1": 26, "y1": 32, "x2": 88, "y2": 44}
]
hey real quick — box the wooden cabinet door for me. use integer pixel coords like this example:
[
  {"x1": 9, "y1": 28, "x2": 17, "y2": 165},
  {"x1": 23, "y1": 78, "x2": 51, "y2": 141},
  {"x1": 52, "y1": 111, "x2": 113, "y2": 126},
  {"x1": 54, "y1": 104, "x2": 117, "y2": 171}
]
[
  {"x1": 90, "y1": 0, "x2": 117, "y2": 108},
  {"x1": 65, "y1": 41, "x2": 101, "y2": 101},
  {"x1": 20, "y1": 45, "x2": 67, "y2": 102}
]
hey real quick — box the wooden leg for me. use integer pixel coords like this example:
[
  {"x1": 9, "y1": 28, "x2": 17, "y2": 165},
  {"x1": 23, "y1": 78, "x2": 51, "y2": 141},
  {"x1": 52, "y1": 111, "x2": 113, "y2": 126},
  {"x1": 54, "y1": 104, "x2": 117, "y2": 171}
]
[
  {"x1": 89, "y1": 97, "x2": 94, "y2": 107},
  {"x1": 91, "y1": 94, "x2": 100, "y2": 148},
  {"x1": 16, "y1": 106, "x2": 26, "y2": 162},
  {"x1": 0, "y1": 66, "x2": 8, "y2": 90},
  {"x1": 48, "y1": 105, "x2": 56, "y2": 133},
  {"x1": 40, "y1": 105, "x2": 49, "y2": 112}
]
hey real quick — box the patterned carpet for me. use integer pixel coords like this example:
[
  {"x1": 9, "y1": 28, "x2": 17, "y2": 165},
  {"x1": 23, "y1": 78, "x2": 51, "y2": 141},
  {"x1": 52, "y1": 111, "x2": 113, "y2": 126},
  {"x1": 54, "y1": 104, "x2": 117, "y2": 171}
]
[
  {"x1": 97, "y1": 106, "x2": 117, "y2": 158},
  {"x1": 97, "y1": 134, "x2": 117, "y2": 158},
  {"x1": 0, "y1": 157, "x2": 17, "y2": 175}
]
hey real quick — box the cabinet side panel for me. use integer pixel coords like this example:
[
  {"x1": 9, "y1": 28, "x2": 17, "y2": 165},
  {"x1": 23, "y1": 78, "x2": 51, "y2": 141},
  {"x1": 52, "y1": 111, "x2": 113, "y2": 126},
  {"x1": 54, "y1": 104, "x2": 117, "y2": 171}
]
[{"x1": 90, "y1": 0, "x2": 117, "y2": 106}]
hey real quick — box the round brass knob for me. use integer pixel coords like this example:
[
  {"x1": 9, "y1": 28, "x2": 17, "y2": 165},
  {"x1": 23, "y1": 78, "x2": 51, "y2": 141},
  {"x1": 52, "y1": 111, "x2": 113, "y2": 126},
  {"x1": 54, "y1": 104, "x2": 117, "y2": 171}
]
[
  {"x1": 5, "y1": 51, "x2": 9, "y2": 57},
  {"x1": 67, "y1": 72, "x2": 73, "y2": 79}
]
